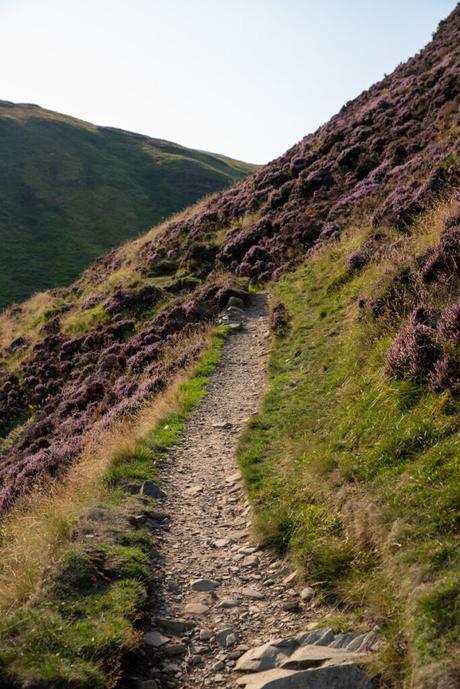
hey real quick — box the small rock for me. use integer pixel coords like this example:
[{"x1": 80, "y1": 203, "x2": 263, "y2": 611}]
[
  {"x1": 300, "y1": 587, "x2": 315, "y2": 602},
  {"x1": 226, "y1": 633, "x2": 238, "y2": 647},
  {"x1": 191, "y1": 578, "x2": 219, "y2": 592},
  {"x1": 241, "y1": 588, "x2": 265, "y2": 600},
  {"x1": 167, "y1": 579, "x2": 180, "y2": 593},
  {"x1": 282, "y1": 571, "x2": 297, "y2": 586},
  {"x1": 212, "y1": 422, "x2": 232, "y2": 429},
  {"x1": 214, "y1": 538, "x2": 231, "y2": 548},
  {"x1": 213, "y1": 660, "x2": 225, "y2": 671},
  {"x1": 162, "y1": 663, "x2": 180, "y2": 673},
  {"x1": 144, "y1": 631, "x2": 169, "y2": 647},
  {"x1": 281, "y1": 600, "x2": 300, "y2": 612},
  {"x1": 200, "y1": 629, "x2": 214, "y2": 641},
  {"x1": 218, "y1": 598, "x2": 240, "y2": 608},
  {"x1": 242, "y1": 555, "x2": 259, "y2": 567},
  {"x1": 216, "y1": 627, "x2": 235, "y2": 646},
  {"x1": 141, "y1": 481, "x2": 166, "y2": 500},
  {"x1": 184, "y1": 603, "x2": 210, "y2": 616},
  {"x1": 186, "y1": 485, "x2": 203, "y2": 496},
  {"x1": 226, "y1": 472, "x2": 241, "y2": 483},
  {"x1": 228, "y1": 649, "x2": 243, "y2": 660},
  {"x1": 164, "y1": 643, "x2": 187, "y2": 657},
  {"x1": 155, "y1": 618, "x2": 195, "y2": 634},
  {"x1": 238, "y1": 546, "x2": 258, "y2": 555}
]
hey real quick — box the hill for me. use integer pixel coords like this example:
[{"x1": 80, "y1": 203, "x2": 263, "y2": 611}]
[
  {"x1": 0, "y1": 101, "x2": 255, "y2": 309},
  {"x1": 0, "y1": 6, "x2": 459, "y2": 689}
]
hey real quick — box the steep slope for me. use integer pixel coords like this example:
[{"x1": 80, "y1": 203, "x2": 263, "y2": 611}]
[
  {"x1": 0, "y1": 6, "x2": 459, "y2": 689},
  {"x1": 0, "y1": 101, "x2": 255, "y2": 309}
]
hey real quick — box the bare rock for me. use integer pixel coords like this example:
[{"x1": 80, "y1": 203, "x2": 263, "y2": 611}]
[
  {"x1": 184, "y1": 602, "x2": 210, "y2": 616},
  {"x1": 144, "y1": 631, "x2": 170, "y2": 647},
  {"x1": 141, "y1": 481, "x2": 166, "y2": 500},
  {"x1": 191, "y1": 578, "x2": 219, "y2": 592},
  {"x1": 155, "y1": 618, "x2": 196, "y2": 634},
  {"x1": 300, "y1": 587, "x2": 315, "y2": 602},
  {"x1": 235, "y1": 640, "x2": 296, "y2": 673},
  {"x1": 236, "y1": 664, "x2": 373, "y2": 688}
]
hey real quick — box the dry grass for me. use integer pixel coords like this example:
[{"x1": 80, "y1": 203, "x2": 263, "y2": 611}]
[{"x1": 0, "y1": 291, "x2": 56, "y2": 351}]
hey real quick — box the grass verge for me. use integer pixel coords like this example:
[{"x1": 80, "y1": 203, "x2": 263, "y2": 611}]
[
  {"x1": 238, "y1": 206, "x2": 460, "y2": 689},
  {"x1": 0, "y1": 326, "x2": 228, "y2": 688}
]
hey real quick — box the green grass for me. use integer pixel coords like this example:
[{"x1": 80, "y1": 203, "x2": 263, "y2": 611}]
[
  {"x1": 0, "y1": 326, "x2": 228, "y2": 688},
  {"x1": 0, "y1": 101, "x2": 256, "y2": 310},
  {"x1": 238, "y1": 225, "x2": 460, "y2": 688}
]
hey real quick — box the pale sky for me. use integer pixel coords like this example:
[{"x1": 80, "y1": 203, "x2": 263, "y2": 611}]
[{"x1": 0, "y1": 0, "x2": 457, "y2": 164}]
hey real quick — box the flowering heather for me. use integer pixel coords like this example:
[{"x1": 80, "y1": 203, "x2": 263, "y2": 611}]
[
  {"x1": 438, "y1": 299, "x2": 460, "y2": 340},
  {"x1": 270, "y1": 303, "x2": 290, "y2": 336},
  {"x1": 136, "y1": 8, "x2": 459, "y2": 286},
  {"x1": 347, "y1": 234, "x2": 384, "y2": 272},
  {"x1": 386, "y1": 319, "x2": 440, "y2": 381},
  {"x1": 420, "y1": 224, "x2": 460, "y2": 284},
  {"x1": 428, "y1": 356, "x2": 460, "y2": 391}
]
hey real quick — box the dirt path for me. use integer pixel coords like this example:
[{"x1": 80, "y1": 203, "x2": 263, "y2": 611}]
[
  {"x1": 136, "y1": 292, "x2": 378, "y2": 689},
  {"x1": 140, "y1": 294, "x2": 308, "y2": 687}
]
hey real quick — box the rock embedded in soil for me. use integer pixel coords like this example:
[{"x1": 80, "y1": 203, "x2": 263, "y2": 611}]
[
  {"x1": 299, "y1": 587, "x2": 315, "y2": 602},
  {"x1": 155, "y1": 618, "x2": 196, "y2": 634},
  {"x1": 141, "y1": 480, "x2": 167, "y2": 500},
  {"x1": 236, "y1": 664, "x2": 374, "y2": 689},
  {"x1": 144, "y1": 631, "x2": 170, "y2": 647},
  {"x1": 241, "y1": 588, "x2": 265, "y2": 600},
  {"x1": 184, "y1": 602, "x2": 210, "y2": 616},
  {"x1": 191, "y1": 578, "x2": 220, "y2": 592}
]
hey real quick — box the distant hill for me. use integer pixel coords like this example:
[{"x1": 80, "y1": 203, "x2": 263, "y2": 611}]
[{"x1": 0, "y1": 101, "x2": 255, "y2": 309}]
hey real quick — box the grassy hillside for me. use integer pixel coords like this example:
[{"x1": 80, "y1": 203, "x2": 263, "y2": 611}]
[
  {"x1": 239, "y1": 198, "x2": 460, "y2": 688},
  {"x1": 0, "y1": 100, "x2": 255, "y2": 309},
  {"x1": 0, "y1": 7, "x2": 458, "y2": 689}
]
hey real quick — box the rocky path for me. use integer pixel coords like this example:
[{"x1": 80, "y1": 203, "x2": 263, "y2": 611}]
[{"x1": 141, "y1": 293, "x2": 377, "y2": 689}]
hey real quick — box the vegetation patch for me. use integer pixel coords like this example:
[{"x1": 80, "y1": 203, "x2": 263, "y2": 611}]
[
  {"x1": 238, "y1": 202, "x2": 460, "y2": 688},
  {"x1": 0, "y1": 327, "x2": 228, "y2": 688}
]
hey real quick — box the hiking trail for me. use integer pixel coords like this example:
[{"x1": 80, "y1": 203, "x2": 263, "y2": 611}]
[{"x1": 140, "y1": 293, "x2": 376, "y2": 689}]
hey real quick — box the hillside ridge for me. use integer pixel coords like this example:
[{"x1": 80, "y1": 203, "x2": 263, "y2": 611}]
[
  {"x1": 0, "y1": 100, "x2": 255, "y2": 309},
  {"x1": 0, "y1": 6, "x2": 459, "y2": 688}
]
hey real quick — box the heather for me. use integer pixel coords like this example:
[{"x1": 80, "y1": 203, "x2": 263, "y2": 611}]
[
  {"x1": 0, "y1": 328, "x2": 227, "y2": 688},
  {"x1": 0, "y1": 101, "x2": 255, "y2": 309}
]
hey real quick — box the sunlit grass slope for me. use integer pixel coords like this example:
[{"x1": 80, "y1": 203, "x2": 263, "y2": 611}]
[{"x1": 239, "y1": 200, "x2": 460, "y2": 689}]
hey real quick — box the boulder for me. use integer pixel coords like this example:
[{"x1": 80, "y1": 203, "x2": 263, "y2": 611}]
[
  {"x1": 281, "y1": 645, "x2": 365, "y2": 670},
  {"x1": 236, "y1": 663, "x2": 373, "y2": 688},
  {"x1": 235, "y1": 640, "x2": 297, "y2": 673}
]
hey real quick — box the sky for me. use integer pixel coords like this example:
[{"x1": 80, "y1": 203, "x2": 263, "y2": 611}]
[{"x1": 0, "y1": 0, "x2": 457, "y2": 164}]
